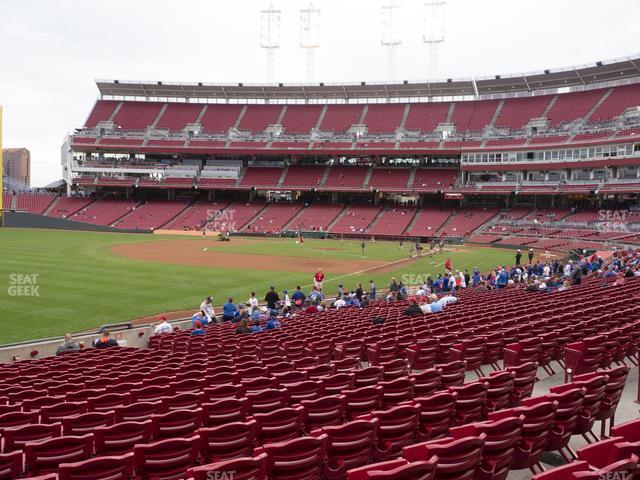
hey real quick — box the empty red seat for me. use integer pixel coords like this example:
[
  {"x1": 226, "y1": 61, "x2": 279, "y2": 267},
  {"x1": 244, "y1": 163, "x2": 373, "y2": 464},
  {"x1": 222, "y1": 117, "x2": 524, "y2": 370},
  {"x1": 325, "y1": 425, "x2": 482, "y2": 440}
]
[
  {"x1": 403, "y1": 434, "x2": 487, "y2": 480},
  {"x1": 87, "y1": 392, "x2": 131, "y2": 412},
  {"x1": 204, "y1": 383, "x2": 246, "y2": 401},
  {"x1": 409, "y1": 369, "x2": 442, "y2": 397},
  {"x1": 451, "y1": 337, "x2": 487, "y2": 377},
  {"x1": 202, "y1": 398, "x2": 249, "y2": 427},
  {"x1": 488, "y1": 400, "x2": 558, "y2": 471},
  {"x1": 347, "y1": 457, "x2": 438, "y2": 480},
  {"x1": 405, "y1": 340, "x2": 438, "y2": 371},
  {"x1": 379, "y1": 377, "x2": 415, "y2": 408},
  {"x1": 523, "y1": 387, "x2": 586, "y2": 462},
  {"x1": 247, "y1": 389, "x2": 291, "y2": 414},
  {"x1": 577, "y1": 436, "x2": 640, "y2": 471},
  {"x1": 320, "y1": 373, "x2": 356, "y2": 394},
  {"x1": 254, "y1": 406, "x2": 306, "y2": 444},
  {"x1": 530, "y1": 457, "x2": 639, "y2": 480},
  {"x1": 0, "y1": 451, "x2": 23, "y2": 480},
  {"x1": 408, "y1": 392, "x2": 457, "y2": 441},
  {"x1": 24, "y1": 433, "x2": 94, "y2": 476},
  {"x1": 579, "y1": 366, "x2": 629, "y2": 437},
  {"x1": 254, "y1": 434, "x2": 329, "y2": 480},
  {"x1": 62, "y1": 411, "x2": 115, "y2": 436},
  {"x1": 40, "y1": 401, "x2": 87, "y2": 423},
  {"x1": 449, "y1": 381, "x2": 489, "y2": 425},
  {"x1": 58, "y1": 452, "x2": 135, "y2": 480},
  {"x1": 353, "y1": 368, "x2": 383, "y2": 389},
  {"x1": 151, "y1": 407, "x2": 203, "y2": 439},
  {"x1": 359, "y1": 404, "x2": 421, "y2": 460},
  {"x1": 198, "y1": 420, "x2": 258, "y2": 462},
  {"x1": 380, "y1": 359, "x2": 408, "y2": 381},
  {"x1": 300, "y1": 395, "x2": 347, "y2": 431},
  {"x1": 481, "y1": 371, "x2": 515, "y2": 414},
  {"x1": 312, "y1": 419, "x2": 380, "y2": 480},
  {"x1": 343, "y1": 386, "x2": 383, "y2": 420},
  {"x1": 612, "y1": 418, "x2": 640, "y2": 443},
  {"x1": 0, "y1": 410, "x2": 39, "y2": 430},
  {"x1": 94, "y1": 420, "x2": 153, "y2": 455},
  {"x1": 450, "y1": 416, "x2": 524, "y2": 480},
  {"x1": 3, "y1": 423, "x2": 62, "y2": 452},
  {"x1": 162, "y1": 392, "x2": 204, "y2": 411},
  {"x1": 113, "y1": 400, "x2": 163, "y2": 422},
  {"x1": 438, "y1": 361, "x2": 467, "y2": 388},
  {"x1": 133, "y1": 435, "x2": 200, "y2": 480},
  {"x1": 504, "y1": 362, "x2": 538, "y2": 406},
  {"x1": 187, "y1": 453, "x2": 269, "y2": 480}
]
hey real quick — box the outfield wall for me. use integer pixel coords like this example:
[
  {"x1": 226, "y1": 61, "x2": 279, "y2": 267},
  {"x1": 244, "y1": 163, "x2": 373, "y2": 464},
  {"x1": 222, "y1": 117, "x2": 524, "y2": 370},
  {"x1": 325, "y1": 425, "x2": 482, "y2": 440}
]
[{"x1": 2, "y1": 211, "x2": 152, "y2": 234}]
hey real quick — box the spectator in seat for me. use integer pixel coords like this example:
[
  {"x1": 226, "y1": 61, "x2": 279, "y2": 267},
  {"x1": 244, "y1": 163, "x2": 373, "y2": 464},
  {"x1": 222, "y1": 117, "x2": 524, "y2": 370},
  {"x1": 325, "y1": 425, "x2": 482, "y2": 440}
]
[
  {"x1": 247, "y1": 292, "x2": 259, "y2": 312},
  {"x1": 266, "y1": 311, "x2": 281, "y2": 330},
  {"x1": 191, "y1": 321, "x2": 205, "y2": 336},
  {"x1": 309, "y1": 286, "x2": 323, "y2": 304},
  {"x1": 222, "y1": 298, "x2": 237, "y2": 322},
  {"x1": 94, "y1": 330, "x2": 118, "y2": 349},
  {"x1": 404, "y1": 298, "x2": 422, "y2": 316},
  {"x1": 265, "y1": 286, "x2": 280, "y2": 310},
  {"x1": 154, "y1": 316, "x2": 172, "y2": 335},
  {"x1": 235, "y1": 319, "x2": 251, "y2": 335},
  {"x1": 305, "y1": 301, "x2": 319, "y2": 314},
  {"x1": 192, "y1": 310, "x2": 209, "y2": 328},
  {"x1": 292, "y1": 286, "x2": 306, "y2": 308},
  {"x1": 200, "y1": 296, "x2": 216, "y2": 323},
  {"x1": 250, "y1": 319, "x2": 263, "y2": 333},
  {"x1": 57, "y1": 334, "x2": 80, "y2": 355}
]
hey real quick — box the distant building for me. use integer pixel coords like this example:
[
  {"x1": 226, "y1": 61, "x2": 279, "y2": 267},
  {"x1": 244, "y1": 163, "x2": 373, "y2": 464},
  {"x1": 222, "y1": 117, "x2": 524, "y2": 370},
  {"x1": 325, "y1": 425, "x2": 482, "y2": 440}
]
[{"x1": 3, "y1": 148, "x2": 30, "y2": 188}]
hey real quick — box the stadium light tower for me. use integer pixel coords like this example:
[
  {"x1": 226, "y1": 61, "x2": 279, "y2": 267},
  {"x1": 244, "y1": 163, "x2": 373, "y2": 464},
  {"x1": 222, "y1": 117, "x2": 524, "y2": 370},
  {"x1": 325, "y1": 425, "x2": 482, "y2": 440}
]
[
  {"x1": 423, "y1": 0, "x2": 446, "y2": 79},
  {"x1": 260, "y1": 1, "x2": 282, "y2": 82},
  {"x1": 381, "y1": 0, "x2": 402, "y2": 81},
  {"x1": 300, "y1": 3, "x2": 321, "y2": 82}
]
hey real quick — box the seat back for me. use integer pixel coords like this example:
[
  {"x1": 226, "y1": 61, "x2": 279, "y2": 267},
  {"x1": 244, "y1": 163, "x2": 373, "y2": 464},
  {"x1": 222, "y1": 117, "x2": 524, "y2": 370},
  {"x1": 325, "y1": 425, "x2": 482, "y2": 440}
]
[
  {"x1": 24, "y1": 434, "x2": 94, "y2": 475},
  {"x1": 202, "y1": 398, "x2": 249, "y2": 427},
  {"x1": 187, "y1": 452, "x2": 269, "y2": 480},
  {"x1": 313, "y1": 419, "x2": 380, "y2": 472},
  {"x1": 411, "y1": 392, "x2": 457, "y2": 440},
  {"x1": 94, "y1": 420, "x2": 153, "y2": 455},
  {"x1": 3, "y1": 423, "x2": 62, "y2": 453},
  {"x1": 300, "y1": 395, "x2": 347, "y2": 430},
  {"x1": 58, "y1": 452, "x2": 135, "y2": 480},
  {"x1": 198, "y1": 420, "x2": 257, "y2": 462},
  {"x1": 347, "y1": 457, "x2": 437, "y2": 480},
  {"x1": 253, "y1": 406, "x2": 306, "y2": 444},
  {"x1": 255, "y1": 434, "x2": 329, "y2": 480},
  {"x1": 133, "y1": 435, "x2": 200, "y2": 480},
  {"x1": 62, "y1": 411, "x2": 116, "y2": 436},
  {"x1": 151, "y1": 408, "x2": 203, "y2": 439},
  {"x1": 410, "y1": 369, "x2": 442, "y2": 397}
]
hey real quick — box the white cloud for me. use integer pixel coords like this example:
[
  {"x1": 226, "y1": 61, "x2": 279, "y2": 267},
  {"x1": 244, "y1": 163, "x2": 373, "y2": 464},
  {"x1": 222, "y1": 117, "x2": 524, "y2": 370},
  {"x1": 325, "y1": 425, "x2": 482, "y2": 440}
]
[{"x1": 0, "y1": 0, "x2": 638, "y2": 186}]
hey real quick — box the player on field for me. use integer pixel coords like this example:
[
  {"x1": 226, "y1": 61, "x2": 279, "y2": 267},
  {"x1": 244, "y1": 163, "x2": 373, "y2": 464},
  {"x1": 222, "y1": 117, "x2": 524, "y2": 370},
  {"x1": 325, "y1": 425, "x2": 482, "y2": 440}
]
[{"x1": 314, "y1": 268, "x2": 325, "y2": 290}]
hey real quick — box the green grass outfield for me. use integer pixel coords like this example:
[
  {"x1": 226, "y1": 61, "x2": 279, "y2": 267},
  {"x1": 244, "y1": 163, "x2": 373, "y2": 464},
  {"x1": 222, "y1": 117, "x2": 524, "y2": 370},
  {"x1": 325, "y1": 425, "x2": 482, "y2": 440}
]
[{"x1": 0, "y1": 228, "x2": 515, "y2": 345}]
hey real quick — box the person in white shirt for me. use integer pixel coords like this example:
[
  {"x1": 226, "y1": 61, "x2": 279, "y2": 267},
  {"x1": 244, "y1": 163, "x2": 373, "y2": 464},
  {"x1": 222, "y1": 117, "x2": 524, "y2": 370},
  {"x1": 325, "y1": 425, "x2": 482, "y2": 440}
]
[
  {"x1": 415, "y1": 285, "x2": 427, "y2": 296},
  {"x1": 200, "y1": 296, "x2": 216, "y2": 323},
  {"x1": 564, "y1": 261, "x2": 573, "y2": 278},
  {"x1": 447, "y1": 274, "x2": 456, "y2": 291},
  {"x1": 283, "y1": 290, "x2": 291, "y2": 308},
  {"x1": 543, "y1": 264, "x2": 551, "y2": 278},
  {"x1": 458, "y1": 271, "x2": 466, "y2": 288},
  {"x1": 247, "y1": 292, "x2": 259, "y2": 312},
  {"x1": 439, "y1": 295, "x2": 458, "y2": 306},
  {"x1": 154, "y1": 317, "x2": 172, "y2": 335},
  {"x1": 334, "y1": 298, "x2": 347, "y2": 308}
]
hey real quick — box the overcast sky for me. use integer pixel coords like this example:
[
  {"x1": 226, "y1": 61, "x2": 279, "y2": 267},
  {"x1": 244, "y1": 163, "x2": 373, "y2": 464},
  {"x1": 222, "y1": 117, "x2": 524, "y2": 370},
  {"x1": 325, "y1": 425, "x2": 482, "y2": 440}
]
[{"x1": 1, "y1": 0, "x2": 639, "y2": 187}]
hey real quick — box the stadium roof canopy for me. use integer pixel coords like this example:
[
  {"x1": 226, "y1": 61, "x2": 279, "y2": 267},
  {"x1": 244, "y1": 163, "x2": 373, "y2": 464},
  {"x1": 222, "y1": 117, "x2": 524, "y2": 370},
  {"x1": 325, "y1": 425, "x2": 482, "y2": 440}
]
[{"x1": 96, "y1": 54, "x2": 640, "y2": 101}]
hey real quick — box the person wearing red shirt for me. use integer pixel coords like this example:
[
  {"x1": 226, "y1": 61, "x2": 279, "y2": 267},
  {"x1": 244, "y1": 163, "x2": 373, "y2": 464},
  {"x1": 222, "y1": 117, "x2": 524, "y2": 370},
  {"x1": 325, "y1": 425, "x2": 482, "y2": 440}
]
[
  {"x1": 314, "y1": 268, "x2": 325, "y2": 290},
  {"x1": 445, "y1": 258, "x2": 453, "y2": 272}
]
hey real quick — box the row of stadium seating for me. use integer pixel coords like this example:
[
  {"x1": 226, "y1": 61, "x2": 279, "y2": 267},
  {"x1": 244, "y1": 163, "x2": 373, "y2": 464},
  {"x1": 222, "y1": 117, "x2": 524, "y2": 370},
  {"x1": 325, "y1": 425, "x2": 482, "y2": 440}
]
[
  {"x1": 7, "y1": 193, "x2": 640, "y2": 245},
  {"x1": 83, "y1": 84, "x2": 640, "y2": 135},
  {"x1": 1, "y1": 269, "x2": 638, "y2": 479}
]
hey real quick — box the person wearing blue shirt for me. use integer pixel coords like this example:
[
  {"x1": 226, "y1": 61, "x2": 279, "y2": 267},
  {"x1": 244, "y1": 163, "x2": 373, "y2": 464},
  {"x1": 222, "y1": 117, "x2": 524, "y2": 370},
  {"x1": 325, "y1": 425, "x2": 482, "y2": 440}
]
[
  {"x1": 191, "y1": 321, "x2": 205, "y2": 335},
  {"x1": 250, "y1": 308, "x2": 261, "y2": 322},
  {"x1": 369, "y1": 281, "x2": 377, "y2": 300},
  {"x1": 430, "y1": 299, "x2": 443, "y2": 313},
  {"x1": 250, "y1": 319, "x2": 263, "y2": 333},
  {"x1": 472, "y1": 270, "x2": 481, "y2": 287},
  {"x1": 291, "y1": 286, "x2": 305, "y2": 308},
  {"x1": 192, "y1": 311, "x2": 209, "y2": 328},
  {"x1": 497, "y1": 269, "x2": 508, "y2": 288},
  {"x1": 222, "y1": 298, "x2": 237, "y2": 321}
]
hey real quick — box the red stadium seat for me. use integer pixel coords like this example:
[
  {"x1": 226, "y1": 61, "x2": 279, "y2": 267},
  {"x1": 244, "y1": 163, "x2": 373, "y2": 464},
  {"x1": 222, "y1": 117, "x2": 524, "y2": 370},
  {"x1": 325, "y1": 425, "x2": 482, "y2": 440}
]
[
  {"x1": 343, "y1": 386, "x2": 383, "y2": 420},
  {"x1": 3, "y1": 423, "x2": 62, "y2": 452},
  {"x1": 408, "y1": 391, "x2": 458, "y2": 441},
  {"x1": 409, "y1": 369, "x2": 442, "y2": 397},
  {"x1": 202, "y1": 398, "x2": 249, "y2": 427},
  {"x1": 198, "y1": 420, "x2": 258, "y2": 462},
  {"x1": 24, "y1": 433, "x2": 94, "y2": 475},
  {"x1": 346, "y1": 457, "x2": 437, "y2": 480},
  {"x1": 253, "y1": 406, "x2": 306, "y2": 444},
  {"x1": 58, "y1": 452, "x2": 135, "y2": 480},
  {"x1": 62, "y1": 411, "x2": 116, "y2": 436},
  {"x1": 254, "y1": 434, "x2": 329, "y2": 480},
  {"x1": 403, "y1": 434, "x2": 487, "y2": 480},
  {"x1": 300, "y1": 395, "x2": 347, "y2": 431},
  {"x1": 133, "y1": 435, "x2": 201, "y2": 480},
  {"x1": 359, "y1": 404, "x2": 421, "y2": 460},
  {"x1": 94, "y1": 420, "x2": 153, "y2": 455},
  {"x1": 150, "y1": 407, "x2": 203, "y2": 439},
  {"x1": 0, "y1": 451, "x2": 23, "y2": 480},
  {"x1": 187, "y1": 453, "x2": 269, "y2": 480}
]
